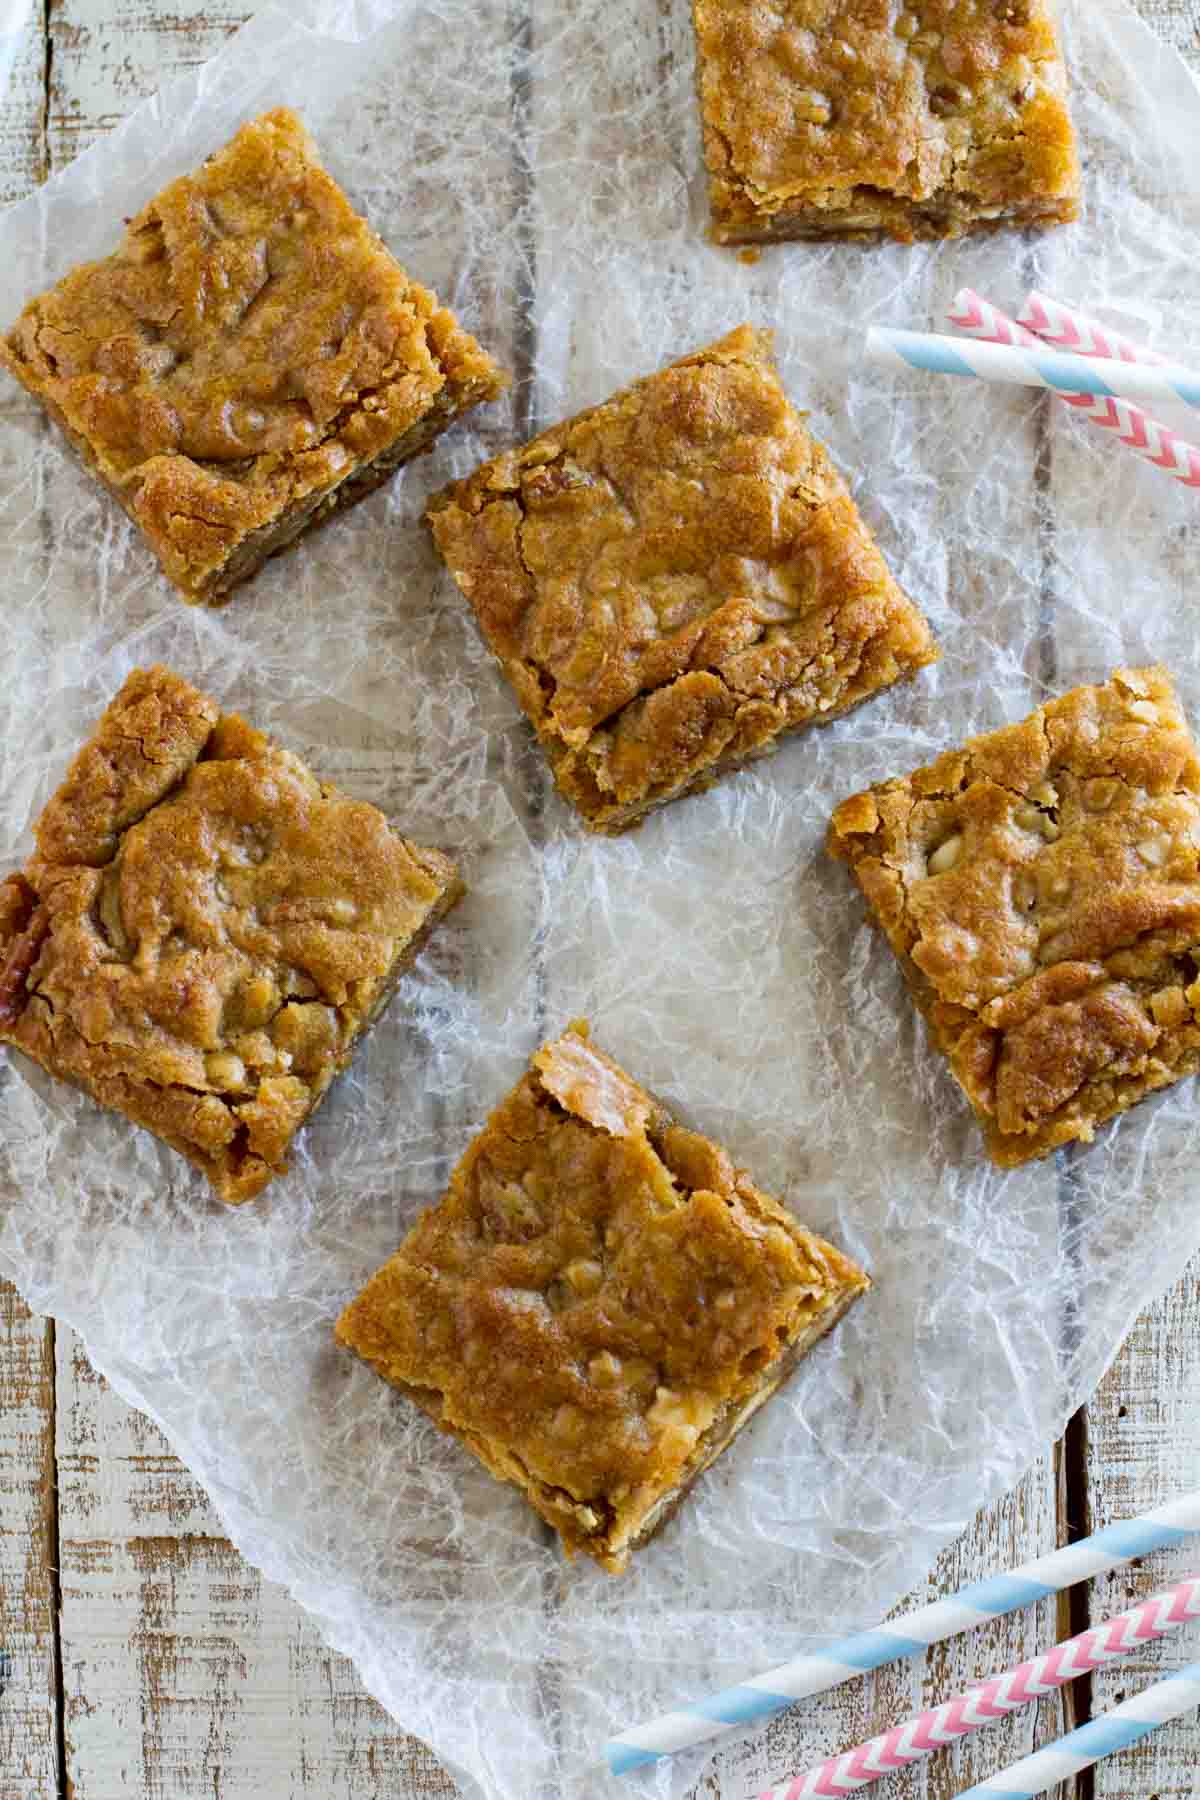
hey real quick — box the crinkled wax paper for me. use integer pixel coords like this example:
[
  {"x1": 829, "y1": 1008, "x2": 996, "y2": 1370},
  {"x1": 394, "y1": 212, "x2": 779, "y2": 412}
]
[{"x1": 1, "y1": 1, "x2": 1199, "y2": 1794}]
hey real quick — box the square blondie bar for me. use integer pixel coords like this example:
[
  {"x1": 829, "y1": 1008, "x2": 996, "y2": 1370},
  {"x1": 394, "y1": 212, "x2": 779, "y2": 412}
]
[
  {"x1": 1, "y1": 109, "x2": 506, "y2": 603},
  {"x1": 0, "y1": 667, "x2": 463, "y2": 1202},
  {"x1": 828, "y1": 668, "x2": 1200, "y2": 1166},
  {"x1": 336, "y1": 1021, "x2": 869, "y2": 1571},
  {"x1": 692, "y1": 0, "x2": 1080, "y2": 245},
  {"x1": 427, "y1": 326, "x2": 935, "y2": 832}
]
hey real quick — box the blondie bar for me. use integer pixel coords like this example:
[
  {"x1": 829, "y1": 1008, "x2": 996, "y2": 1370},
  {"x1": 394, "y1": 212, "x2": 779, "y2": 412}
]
[
  {"x1": 692, "y1": 0, "x2": 1080, "y2": 245},
  {"x1": 1, "y1": 109, "x2": 506, "y2": 603},
  {"x1": 828, "y1": 668, "x2": 1200, "y2": 1165},
  {"x1": 427, "y1": 326, "x2": 935, "y2": 832},
  {"x1": 0, "y1": 667, "x2": 463, "y2": 1202},
  {"x1": 336, "y1": 1021, "x2": 869, "y2": 1571}
]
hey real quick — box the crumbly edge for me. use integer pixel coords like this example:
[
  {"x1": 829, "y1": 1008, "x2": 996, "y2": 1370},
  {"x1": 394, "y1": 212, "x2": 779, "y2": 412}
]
[
  {"x1": 429, "y1": 330, "x2": 935, "y2": 833},
  {"x1": 0, "y1": 680, "x2": 465, "y2": 1202},
  {"x1": 3, "y1": 328, "x2": 503, "y2": 605},
  {"x1": 826, "y1": 677, "x2": 1200, "y2": 1166},
  {"x1": 709, "y1": 189, "x2": 1078, "y2": 246},
  {"x1": 338, "y1": 1032, "x2": 869, "y2": 1572}
]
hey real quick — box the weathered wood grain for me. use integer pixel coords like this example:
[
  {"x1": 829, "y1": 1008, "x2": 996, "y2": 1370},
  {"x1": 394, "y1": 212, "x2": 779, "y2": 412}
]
[
  {"x1": 46, "y1": 0, "x2": 250, "y2": 171},
  {"x1": 0, "y1": 1286, "x2": 60, "y2": 1800},
  {"x1": 55, "y1": 1334, "x2": 458, "y2": 1799},
  {"x1": 1083, "y1": 1262, "x2": 1200, "y2": 1800},
  {"x1": 701, "y1": 1455, "x2": 1068, "y2": 1800},
  {"x1": 0, "y1": 7, "x2": 61, "y2": 1794}
]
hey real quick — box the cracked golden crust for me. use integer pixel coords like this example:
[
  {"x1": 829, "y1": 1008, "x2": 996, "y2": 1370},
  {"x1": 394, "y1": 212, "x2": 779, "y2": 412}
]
[
  {"x1": 427, "y1": 325, "x2": 935, "y2": 832},
  {"x1": 693, "y1": 0, "x2": 1080, "y2": 244},
  {"x1": 0, "y1": 666, "x2": 464, "y2": 1202},
  {"x1": 335, "y1": 1020, "x2": 870, "y2": 1571},
  {"x1": 828, "y1": 667, "x2": 1200, "y2": 1165},
  {"x1": 0, "y1": 108, "x2": 507, "y2": 603}
]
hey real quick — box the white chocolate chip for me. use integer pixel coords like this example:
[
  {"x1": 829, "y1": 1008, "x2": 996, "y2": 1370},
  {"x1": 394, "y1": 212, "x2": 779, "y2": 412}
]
[
  {"x1": 1128, "y1": 700, "x2": 1159, "y2": 725},
  {"x1": 1137, "y1": 838, "x2": 1169, "y2": 867},
  {"x1": 928, "y1": 833, "x2": 963, "y2": 875},
  {"x1": 205, "y1": 1051, "x2": 246, "y2": 1091}
]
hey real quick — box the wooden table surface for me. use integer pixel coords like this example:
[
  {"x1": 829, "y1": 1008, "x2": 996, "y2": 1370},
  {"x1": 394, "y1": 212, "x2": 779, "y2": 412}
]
[{"x1": 2, "y1": 3, "x2": 1200, "y2": 1796}]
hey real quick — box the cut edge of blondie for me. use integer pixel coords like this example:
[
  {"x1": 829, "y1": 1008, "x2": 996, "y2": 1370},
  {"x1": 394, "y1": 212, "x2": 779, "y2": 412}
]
[{"x1": 707, "y1": 184, "x2": 1079, "y2": 246}]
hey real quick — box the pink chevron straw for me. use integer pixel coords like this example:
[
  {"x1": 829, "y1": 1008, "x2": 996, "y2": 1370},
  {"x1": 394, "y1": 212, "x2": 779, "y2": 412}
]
[
  {"x1": 758, "y1": 1574, "x2": 1200, "y2": 1800},
  {"x1": 947, "y1": 288, "x2": 1200, "y2": 490},
  {"x1": 1018, "y1": 291, "x2": 1171, "y2": 365}
]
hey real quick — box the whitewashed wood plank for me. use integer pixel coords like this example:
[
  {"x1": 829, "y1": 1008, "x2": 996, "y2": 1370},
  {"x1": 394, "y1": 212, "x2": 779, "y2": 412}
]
[
  {"x1": 47, "y1": 1, "x2": 250, "y2": 169},
  {"x1": 0, "y1": 1284, "x2": 60, "y2": 1800},
  {"x1": 0, "y1": 6, "x2": 61, "y2": 1796},
  {"x1": 55, "y1": 1327, "x2": 459, "y2": 1799},
  {"x1": 701, "y1": 1455, "x2": 1067, "y2": 1800},
  {"x1": 1138, "y1": 0, "x2": 1200, "y2": 70},
  {"x1": 1083, "y1": 1259, "x2": 1200, "y2": 1800}
]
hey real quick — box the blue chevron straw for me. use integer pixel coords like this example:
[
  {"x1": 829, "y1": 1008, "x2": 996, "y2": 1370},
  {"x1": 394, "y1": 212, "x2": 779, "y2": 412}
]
[
  {"x1": 866, "y1": 325, "x2": 1200, "y2": 412},
  {"x1": 955, "y1": 1661, "x2": 1200, "y2": 1800},
  {"x1": 605, "y1": 1491, "x2": 1200, "y2": 1777}
]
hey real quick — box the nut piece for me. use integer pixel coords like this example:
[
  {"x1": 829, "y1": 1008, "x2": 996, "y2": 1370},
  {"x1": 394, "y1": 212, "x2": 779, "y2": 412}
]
[
  {"x1": 589, "y1": 1351, "x2": 623, "y2": 1388},
  {"x1": 564, "y1": 1257, "x2": 604, "y2": 1296},
  {"x1": 794, "y1": 89, "x2": 833, "y2": 124},
  {"x1": 1083, "y1": 778, "x2": 1119, "y2": 812}
]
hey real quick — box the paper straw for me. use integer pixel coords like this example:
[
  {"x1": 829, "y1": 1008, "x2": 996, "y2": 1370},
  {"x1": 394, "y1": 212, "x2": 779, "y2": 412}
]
[
  {"x1": 604, "y1": 1490, "x2": 1200, "y2": 1776},
  {"x1": 947, "y1": 289, "x2": 1200, "y2": 489},
  {"x1": 867, "y1": 326, "x2": 1200, "y2": 416},
  {"x1": 1018, "y1": 291, "x2": 1171, "y2": 366},
  {"x1": 952, "y1": 1661, "x2": 1200, "y2": 1800},
  {"x1": 757, "y1": 1574, "x2": 1200, "y2": 1799}
]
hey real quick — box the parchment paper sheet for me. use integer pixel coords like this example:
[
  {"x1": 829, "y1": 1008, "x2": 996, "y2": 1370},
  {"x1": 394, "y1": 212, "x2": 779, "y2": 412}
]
[{"x1": 1, "y1": 2, "x2": 1199, "y2": 1794}]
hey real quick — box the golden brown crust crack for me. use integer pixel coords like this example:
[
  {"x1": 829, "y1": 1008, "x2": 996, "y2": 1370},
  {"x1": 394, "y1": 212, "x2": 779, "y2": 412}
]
[
  {"x1": 693, "y1": 0, "x2": 1080, "y2": 245},
  {"x1": 1, "y1": 109, "x2": 507, "y2": 603},
  {"x1": 0, "y1": 666, "x2": 464, "y2": 1201},
  {"x1": 427, "y1": 325, "x2": 935, "y2": 832},
  {"x1": 335, "y1": 1020, "x2": 869, "y2": 1571},
  {"x1": 828, "y1": 667, "x2": 1200, "y2": 1165}
]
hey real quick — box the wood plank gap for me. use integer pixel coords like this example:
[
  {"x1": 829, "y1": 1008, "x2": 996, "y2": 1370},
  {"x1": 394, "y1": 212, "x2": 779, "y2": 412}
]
[
  {"x1": 44, "y1": 1317, "x2": 68, "y2": 1800},
  {"x1": 39, "y1": 0, "x2": 52, "y2": 182},
  {"x1": 1057, "y1": 1406, "x2": 1093, "y2": 1799}
]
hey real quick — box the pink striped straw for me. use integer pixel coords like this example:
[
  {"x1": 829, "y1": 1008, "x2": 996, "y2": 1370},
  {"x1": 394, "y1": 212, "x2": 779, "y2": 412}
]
[
  {"x1": 948, "y1": 288, "x2": 1200, "y2": 490},
  {"x1": 757, "y1": 1574, "x2": 1200, "y2": 1800},
  {"x1": 1018, "y1": 291, "x2": 1170, "y2": 365}
]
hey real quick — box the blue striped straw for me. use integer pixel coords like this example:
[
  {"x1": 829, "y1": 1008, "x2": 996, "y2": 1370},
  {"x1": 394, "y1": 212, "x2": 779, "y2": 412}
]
[
  {"x1": 605, "y1": 1491, "x2": 1200, "y2": 1777},
  {"x1": 955, "y1": 1660, "x2": 1200, "y2": 1799},
  {"x1": 866, "y1": 325, "x2": 1200, "y2": 413}
]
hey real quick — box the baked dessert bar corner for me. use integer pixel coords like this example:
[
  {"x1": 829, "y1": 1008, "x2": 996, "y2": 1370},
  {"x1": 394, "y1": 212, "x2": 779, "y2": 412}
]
[
  {"x1": 427, "y1": 324, "x2": 935, "y2": 832},
  {"x1": 691, "y1": 0, "x2": 1081, "y2": 244},
  {"x1": 0, "y1": 108, "x2": 507, "y2": 603},
  {"x1": 828, "y1": 667, "x2": 1200, "y2": 1165},
  {"x1": 0, "y1": 665, "x2": 463, "y2": 1202},
  {"x1": 336, "y1": 1020, "x2": 869, "y2": 1572}
]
